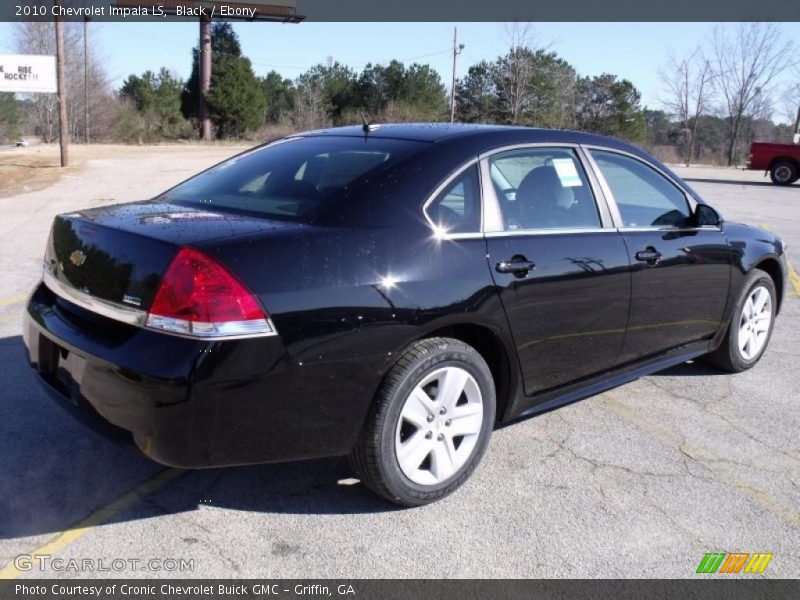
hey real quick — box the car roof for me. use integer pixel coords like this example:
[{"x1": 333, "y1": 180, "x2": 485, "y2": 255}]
[
  {"x1": 295, "y1": 123, "x2": 511, "y2": 142},
  {"x1": 288, "y1": 123, "x2": 704, "y2": 204},
  {"x1": 293, "y1": 122, "x2": 632, "y2": 149}
]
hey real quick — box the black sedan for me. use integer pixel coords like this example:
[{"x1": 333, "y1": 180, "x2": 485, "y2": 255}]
[{"x1": 23, "y1": 124, "x2": 787, "y2": 506}]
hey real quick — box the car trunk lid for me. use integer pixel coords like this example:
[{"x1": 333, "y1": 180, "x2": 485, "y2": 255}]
[{"x1": 45, "y1": 200, "x2": 299, "y2": 311}]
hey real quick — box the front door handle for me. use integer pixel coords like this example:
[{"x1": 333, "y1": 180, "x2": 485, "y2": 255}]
[
  {"x1": 496, "y1": 259, "x2": 536, "y2": 274},
  {"x1": 635, "y1": 247, "x2": 662, "y2": 265}
]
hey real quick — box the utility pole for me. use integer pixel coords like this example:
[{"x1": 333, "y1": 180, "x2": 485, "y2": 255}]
[
  {"x1": 84, "y1": 18, "x2": 89, "y2": 144},
  {"x1": 199, "y1": 16, "x2": 212, "y2": 141},
  {"x1": 54, "y1": 0, "x2": 69, "y2": 167},
  {"x1": 449, "y1": 27, "x2": 464, "y2": 123},
  {"x1": 793, "y1": 104, "x2": 800, "y2": 144}
]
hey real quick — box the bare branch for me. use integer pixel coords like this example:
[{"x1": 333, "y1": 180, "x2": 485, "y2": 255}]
[
  {"x1": 659, "y1": 46, "x2": 714, "y2": 165},
  {"x1": 710, "y1": 23, "x2": 795, "y2": 165}
]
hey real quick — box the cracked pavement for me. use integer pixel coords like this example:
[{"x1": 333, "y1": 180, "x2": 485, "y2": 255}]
[{"x1": 0, "y1": 154, "x2": 798, "y2": 578}]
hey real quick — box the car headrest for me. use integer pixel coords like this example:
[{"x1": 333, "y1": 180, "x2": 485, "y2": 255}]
[{"x1": 516, "y1": 166, "x2": 571, "y2": 210}]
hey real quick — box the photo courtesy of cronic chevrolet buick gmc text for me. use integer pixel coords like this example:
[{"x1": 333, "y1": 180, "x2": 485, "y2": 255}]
[{"x1": 23, "y1": 124, "x2": 787, "y2": 506}]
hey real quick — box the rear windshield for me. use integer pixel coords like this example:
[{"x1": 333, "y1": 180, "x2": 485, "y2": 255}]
[{"x1": 160, "y1": 136, "x2": 426, "y2": 222}]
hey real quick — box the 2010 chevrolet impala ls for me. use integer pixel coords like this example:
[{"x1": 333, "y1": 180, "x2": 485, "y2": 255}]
[{"x1": 23, "y1": 124, "x2": 787, "y2": 505}]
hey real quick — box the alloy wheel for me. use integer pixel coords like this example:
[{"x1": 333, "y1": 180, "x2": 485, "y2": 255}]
[
  {"x1": 394, "y1": 366, "x2": 484, "y2": 486},
  {"x1": 737, "y1": 285, "x2": 772, "y2": 361}
]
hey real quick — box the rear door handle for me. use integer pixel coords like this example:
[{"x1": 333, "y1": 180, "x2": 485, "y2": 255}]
[
  {"x1": 635, "y1": 248, "x2": 662, "y2": 265},
  {"x1": 495, "y1": 259, "x2": 535, "y2": 274}
]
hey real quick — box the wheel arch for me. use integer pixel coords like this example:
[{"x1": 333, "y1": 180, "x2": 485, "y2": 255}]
[
  {"x1": 768, "y1": 156, "x2": 799, "y2": 182},
  {"x1": 768, "y1": 155, "x2": 799, "y2": 170},
  {"x1": 410, "y1": 322, "x2": 519, "y2": 424},
  {"x1": 753, "y1": 257, "x2": 784, "y2": 313}
]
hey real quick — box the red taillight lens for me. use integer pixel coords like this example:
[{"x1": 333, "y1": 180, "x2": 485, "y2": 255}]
[{"x1": 145, "y1": 247, "x2": 274, "y2": 339}]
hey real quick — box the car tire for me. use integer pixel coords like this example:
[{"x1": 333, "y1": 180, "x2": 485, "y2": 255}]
[
  {"x1": 769, "y1": 160, "x2": 797, "y2": 186},
  {"x1": 349, "y1": 337, "x2": 496, "y2": 506},
  {"x1": 707, "y1": 269, "x2": 777, "y2": 372}
]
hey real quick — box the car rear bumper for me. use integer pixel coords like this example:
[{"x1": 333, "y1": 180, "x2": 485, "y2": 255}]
[
  {"x1": 23, "y1": 281, "x2": 365, "y2": 468},
  {"x1": 33, "y1": 360, "x2": 135, "y2": 447},
  {"x1": 24, "y1": 282, "x2": 216, "y2": 467}
]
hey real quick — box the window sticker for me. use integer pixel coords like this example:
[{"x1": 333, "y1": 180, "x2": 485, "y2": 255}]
[{"x1": 552, "y1": 158, "x2": 583, "y2": 187}]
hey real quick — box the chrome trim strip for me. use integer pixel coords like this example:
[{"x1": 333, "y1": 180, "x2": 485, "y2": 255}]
[
  {"x1": 580, "y1": 147, "x2": 624, "y2": 228},
  {"x1": 477, "y1": 141, "x2": 581, "y2": 160},
  {"x1": 43, "y1": 269, "x2": 147, "y2": 327},
  {"x1": 479, "y1": 156, "x2": 504, "y2": 233},
  {"x1": 439, "y1": 232, "x2": 484, "y2": 240},
  {"x1": 421, "y1": 157, "x2": 482, "y2": 240},
  {"x1": 422, "y1": 143, "x2": 715, "y2": 241},
  {"x1": 617, "y1": 226, "x2": 723, "y2": 233},
  {"x1": 484, "y1": 228, "x2": 616, "y2": 238},
  {"x1": 581, "y1": 144, "x2": 700, "y2": 222},
  {"x1": 574, "y1": 146, "x2": 615, "y2": 229},
  {"x1": 581, "y1": 144, "x2": 690, "y2": 192},
  {"x1": 481, "y1": 143, "x2": 616, "y2": 234},
  {"x1": 42, "y1": 269, "x2": 278, "y2": 341}
]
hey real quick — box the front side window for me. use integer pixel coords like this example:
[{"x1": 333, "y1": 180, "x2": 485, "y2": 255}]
[
  {"x1": 426, "y1": 165, "x2": 482, "y2": 234},
  {"x1": 589, "y1": 150, "x2": 691, "y2": 228},
  {"x1": 489, "y1": 148, "x2": 601, "y2": 231}
]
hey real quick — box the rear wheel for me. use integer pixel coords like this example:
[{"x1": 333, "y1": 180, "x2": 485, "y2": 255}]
[
  {"x1": 707, "y1": 269, "x2": 776, "y2": 372},
  {"x1": 350, "y1": 337, "x2": 495, "y2": 506},
  {"x1": 769, "y1": 160, "x2": 797, "y2": 185}
]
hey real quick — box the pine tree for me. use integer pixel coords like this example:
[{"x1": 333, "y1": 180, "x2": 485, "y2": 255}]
[
  {"x1": 181, "y1": 22, "x2": 265, "y2": 138},
  {"x1": 206, "y1": 55, "x2": 266, "y2": 138}
]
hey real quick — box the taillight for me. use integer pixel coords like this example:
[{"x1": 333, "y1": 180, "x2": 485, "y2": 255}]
[{"x1": 145, "y1": 247, "x2": 275, "y2": 339}]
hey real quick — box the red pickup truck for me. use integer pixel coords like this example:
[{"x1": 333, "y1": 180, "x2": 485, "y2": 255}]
[{"x1": 748, "y1": 140, "x2": 800, "y2": 185}]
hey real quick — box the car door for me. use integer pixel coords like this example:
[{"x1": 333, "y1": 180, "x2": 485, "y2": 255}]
[
  {"x1": 483, "y1": 146, "x2": 631, "y2": 395},
  {"x1": 586, "y1": 148, "x2": 731, "y2": 363}
]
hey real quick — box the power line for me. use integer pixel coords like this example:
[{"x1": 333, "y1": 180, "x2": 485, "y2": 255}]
[
  {"x1": 399, "y1": 48, "x2": 451, "y2": 62},
  {"x1": 106, "y1": 23, "x2": 450, "y2": 72},
  {"x1": 104, "y1": 21, "x2": 458, "y2": 99}
]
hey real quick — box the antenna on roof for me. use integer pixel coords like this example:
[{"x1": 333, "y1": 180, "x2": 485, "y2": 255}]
[{"x1": 360, "y1": 113, "x2": 380, "y2": 134}]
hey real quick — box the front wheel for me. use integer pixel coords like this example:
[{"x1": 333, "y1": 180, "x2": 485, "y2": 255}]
[
  {"x1": 350, "y1": 337, "x2": 496, "y2": 506},
  {"x1": 707, "y1": 269, "x2": 776, "y2": 372}
]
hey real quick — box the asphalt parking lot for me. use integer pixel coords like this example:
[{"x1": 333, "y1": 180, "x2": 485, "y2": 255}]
[{"x1": 0, "y1": 147, "x2": 798, "y2": 579}]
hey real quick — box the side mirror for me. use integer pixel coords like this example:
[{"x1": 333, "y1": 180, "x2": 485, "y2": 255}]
[{"x1": 692, "y1": 203, "x2": 723, "y2": 227}]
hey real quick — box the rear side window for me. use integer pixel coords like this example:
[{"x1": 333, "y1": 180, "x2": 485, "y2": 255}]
[
  {"x1": 590, "y1": 150, "x2": 691, "y2": 228},
  {"x1": 161, "y1": 136, "x2": 426, "y2": 222},
  {"x1": 489, "y1": 148, "x2": 601, "y2": 231},
  {"x1": 425, "y1": 166, "x2": 482, "y2": 234}
]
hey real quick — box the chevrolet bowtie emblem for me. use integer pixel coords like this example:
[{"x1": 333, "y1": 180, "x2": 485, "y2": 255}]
[{"x1": 69, "y1": 250, "x2": 87, "y2": 267}]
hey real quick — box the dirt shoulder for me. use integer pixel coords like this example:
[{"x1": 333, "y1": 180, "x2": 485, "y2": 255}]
[{"x1": 0, "y1": 143, "x2": 251, "y2": 198}]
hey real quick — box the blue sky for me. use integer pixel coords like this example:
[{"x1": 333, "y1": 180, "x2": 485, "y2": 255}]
[{"x1": 2, "y1": 21, "x2": 798, "y2": 115}]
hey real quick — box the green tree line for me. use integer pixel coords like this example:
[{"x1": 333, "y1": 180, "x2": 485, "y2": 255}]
[{"x1": 2, "y1": 22, "x2": 795, "y2": 165}]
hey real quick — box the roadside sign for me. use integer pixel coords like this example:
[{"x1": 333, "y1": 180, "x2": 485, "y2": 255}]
[{"x1": 0, "y1": 54, "x2": 57, "y2": 94}]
